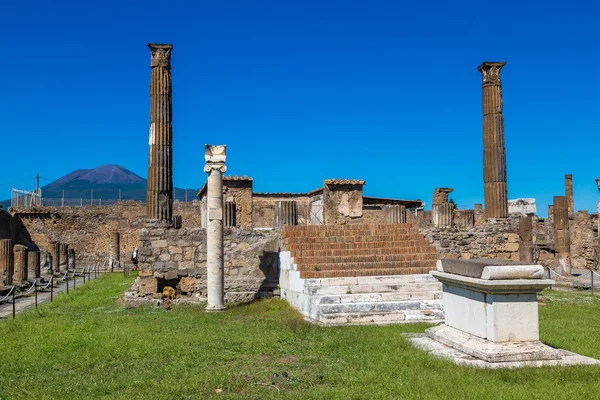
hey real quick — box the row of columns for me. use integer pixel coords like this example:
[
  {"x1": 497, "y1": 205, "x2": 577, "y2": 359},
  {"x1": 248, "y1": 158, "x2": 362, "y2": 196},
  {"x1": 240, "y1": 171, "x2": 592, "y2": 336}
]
[{"x1": 0, "y1": 240, "x2": 48, "y2": 285}]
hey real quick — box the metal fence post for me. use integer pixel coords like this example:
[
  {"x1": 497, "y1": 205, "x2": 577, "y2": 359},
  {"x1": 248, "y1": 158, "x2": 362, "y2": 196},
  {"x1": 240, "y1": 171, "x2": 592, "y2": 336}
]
[
  {"x1": 12, "y1": 287, "x2": 16, "y2": 319},
  {"x1": 51, "y1": 278, "x2": 54, "y2": 302},
  {"x1": 66, "y1": 272, "x2": 69, "y2": 294},
  {"x1": 592, "y1": 270, "x2": 594, "y2": 296},
  {"x1": 35, "y1": 283, "x2": 38, "y2": 310}
]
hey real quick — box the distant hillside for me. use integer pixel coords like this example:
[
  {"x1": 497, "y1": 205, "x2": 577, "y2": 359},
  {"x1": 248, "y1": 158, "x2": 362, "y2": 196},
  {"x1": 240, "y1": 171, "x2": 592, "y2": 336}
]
[{"x1": 2, "y1": 165, "x2": 197, "y2": 207}]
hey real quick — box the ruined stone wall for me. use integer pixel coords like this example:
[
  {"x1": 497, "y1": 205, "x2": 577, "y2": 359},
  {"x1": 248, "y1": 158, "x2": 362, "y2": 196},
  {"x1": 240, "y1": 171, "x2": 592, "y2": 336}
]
[
  {"x1": 15, "y1": 201, "x2": 202, "y2": 265},
  {"x1": 323, "y1": 184, "x2": 363, "y2": 225},
  {"x1": 223, "y1": 185, "x2": 253, "y2": 228},
  {"x1": 420, "y1": 216, "x2": 521, "y2": 261},
  {"x1": 134, "y1": 227, "x2": 280, "y2": 302},
  {"x1": 569, "y1": 211, "x2": 598, "y2": 269}
]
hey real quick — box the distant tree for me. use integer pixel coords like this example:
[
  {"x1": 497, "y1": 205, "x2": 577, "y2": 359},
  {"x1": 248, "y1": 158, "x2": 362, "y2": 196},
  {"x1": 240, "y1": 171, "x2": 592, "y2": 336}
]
[{"x1": 448, "y1": 198, "x2": 458, "y2": 210}]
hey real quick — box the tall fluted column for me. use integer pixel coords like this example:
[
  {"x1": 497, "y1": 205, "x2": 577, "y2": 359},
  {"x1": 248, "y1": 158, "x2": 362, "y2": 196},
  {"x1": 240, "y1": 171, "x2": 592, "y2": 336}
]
[
  {"x1": 205, "y1": 145, "x2": 227, "y2": 312},
  {"x1": 519, "y1": 216, "x2": 534, "y2": 263},
  {"x1": 147, "y1": 43, "x2": 174, "y2": 222},
  {"x1": 51, "y1": 241, "x2": 60, "y2": 273},
  {"x1": 479, "y1": 61, "x2": 508, "y2": 219},
  {"x1": 565, "y1": 174, "x2": 574, "y2": 213},
  {"x1": 0, "y1": 239, "x2": 14, "y2": 286},
  {"x1": 28, "y1": 251, "x2": 41, "y2": 279},
  {"x1": 384, "y1": 205, "x2": 406, "y2": 224},
  {"x1": 553, "y1": 196, "x2": 570, "y2": 276},
  {"x1": 109, "y1": 231, "x2": 120, "y2": 271},
  {"x1": 13, "y1": 245, "x2": 28, "y2": 283}
]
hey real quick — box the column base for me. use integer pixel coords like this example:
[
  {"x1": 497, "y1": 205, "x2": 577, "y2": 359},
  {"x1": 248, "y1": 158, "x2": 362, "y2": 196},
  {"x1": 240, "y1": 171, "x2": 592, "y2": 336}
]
[{"x1": 205, "y1": 304, "x2": 227, "y2": 312}]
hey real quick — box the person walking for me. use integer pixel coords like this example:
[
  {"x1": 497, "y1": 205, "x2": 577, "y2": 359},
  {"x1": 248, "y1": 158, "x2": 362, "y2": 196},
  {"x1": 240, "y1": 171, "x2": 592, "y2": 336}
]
[{"x1": 131, "y1": 248, "x2": 139, "y2": 271}]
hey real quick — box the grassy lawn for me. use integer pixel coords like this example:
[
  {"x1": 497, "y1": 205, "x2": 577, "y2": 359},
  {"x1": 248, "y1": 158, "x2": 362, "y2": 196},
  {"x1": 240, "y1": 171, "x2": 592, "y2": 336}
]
[{"x1": 1, "y1": 274, "x2": 600, "y2": 399}]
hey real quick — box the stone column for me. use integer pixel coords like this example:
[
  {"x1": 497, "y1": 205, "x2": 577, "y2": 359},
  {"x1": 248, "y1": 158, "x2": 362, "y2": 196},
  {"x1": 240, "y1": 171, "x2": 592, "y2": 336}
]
[
  {"x1": 553, "y1": 196, "x2": 570, "y2": 276},
  {"x1": 68, "y1": 248, "x2": 76, "y2": 271},
  {"x1": 204, "y1": 145, "x2": 227, "y2": 311},
  {"x1": 432, "y1": 188, "x2": 454, "y2": 207},
  {"x1": 0, "y1": 239, "x2": 14, "y2": 286},
  {"x1": 432, "y1": 203, "x2": 454, "y2": 228},
  {"x1": 478, "y1": 61, "x2": 508, "y2": 219},
  {"x1": 146, "y1": 43, "x2": 174, "y2": 222},
  {"x1": 275, "y1": 201, "x2": 298, "y2": 227},
  {"x1": 13, "y1": 245, "x2": 28, "y2": 283},
  {"x1": 51, "y1": 241, "x2": 60, "y2": 273},
  {"x1": 565, "y1": 174, "x2": 574, "y2": 213},
  {"x1": 60, "y1": 243, "x2": 68, "y2": 269},
  {"x1": 224, "y1": 201, "x2": 236, "y2": 227},
  {"x1": 28, "y1": 251, "x2": 41, "y2": 279},
  {"x1": 109, "y1": 231, "x2": 120, "y2": 271},
  {"x1": 384, "y1": 205, "x2": 406, "y2": 224},
  {"x1": 519, "y1": 215, "x2": 534, "y2": 263}
]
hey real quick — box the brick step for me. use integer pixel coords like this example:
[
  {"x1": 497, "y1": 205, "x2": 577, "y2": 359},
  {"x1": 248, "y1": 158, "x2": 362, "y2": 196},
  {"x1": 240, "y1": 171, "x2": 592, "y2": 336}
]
[
  {"x1": 285, "y1": 234, "x2": 428, "y2": 244},
  {"x1": 283, "y1": 229, "x2": 420, "y2": 238},
  {"x1": 283, "y1": 223, "x2": 416, "y2": 233},
  {"x1": 298, "y1": 260, "x2": 435, "y2": 272},
  {"x1": 296, "y1": 280, "x2": 441, "y2": 295},
  {"x1": 300, "y1": 266, "x2": 435, "y2": 279},
  {"x1": 295, "y1": 253, "x2": 438, "y2": 265},
  {"x1": 288, "y1": 240, "x2": 432, "y2": 252}
]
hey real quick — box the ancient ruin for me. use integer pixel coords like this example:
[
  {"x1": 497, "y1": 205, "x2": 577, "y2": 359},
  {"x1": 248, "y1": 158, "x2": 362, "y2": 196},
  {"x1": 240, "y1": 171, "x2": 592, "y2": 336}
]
[{"x1": 479, "y1": 61, "x2": 508, "y2": 219}]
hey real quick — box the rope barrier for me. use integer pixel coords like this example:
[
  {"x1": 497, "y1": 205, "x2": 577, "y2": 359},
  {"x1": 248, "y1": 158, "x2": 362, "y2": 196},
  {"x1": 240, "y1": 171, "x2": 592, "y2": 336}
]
[
  {"x1": 16, "y1": 280, "x2": 38, "y2": 296},
  {"x1": 39, "y1": 275, "x2": 54, "y2": 289},
  {"x1": 0, "y1": 286, "x2": 16, "y2": 303}
]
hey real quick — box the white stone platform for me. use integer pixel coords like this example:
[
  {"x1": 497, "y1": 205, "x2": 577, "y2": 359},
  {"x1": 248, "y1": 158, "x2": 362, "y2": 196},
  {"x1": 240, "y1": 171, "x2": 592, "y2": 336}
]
[
  {"x1": 279, "y1": 251, "x2": 443, "y2": 325},
  {"x1": 408, "y1": 332, "x2": 600, "y2": 369}
]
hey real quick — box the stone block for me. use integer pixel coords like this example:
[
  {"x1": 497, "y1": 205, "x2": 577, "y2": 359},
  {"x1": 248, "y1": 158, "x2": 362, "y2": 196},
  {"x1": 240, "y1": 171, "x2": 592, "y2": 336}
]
[
  {"x1": 168, "y1": 246, "x2": 182, "y2": 254},
  {"x1": 505, "y1": 242, "x2": 519, "y2": 252},
  {"x1": 138, "y1": 278, "x2": 158, "y2": 295},
  {"x1": 507, "y1": 233, "x2": 519, "y2": 243},
  {"x1": 165, "y1": 270, "x2": 178, "y2": 280},
  {"x1": 151, "y1": 240, "x2": 168, "y2": 248},
  {"x1": 179, "y1": 277, "x2": 200, "y2": 293},
  {"x1": 139, "y1": 269, "x2": 153, "y2": 277}
]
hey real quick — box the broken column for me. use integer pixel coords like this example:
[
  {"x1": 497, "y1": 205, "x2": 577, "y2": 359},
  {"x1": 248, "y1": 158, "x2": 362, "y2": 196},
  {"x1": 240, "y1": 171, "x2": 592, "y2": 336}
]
[
  {"x1": 432, "y1": 188, "x2": 453, "y2": 207},
  {"x1": 275, "y1": 201, "x2": 298, "y2": 227},
  {"x1": 553, "y1": 196, "x2": 570, "y2": 276},
  {"x1": 109, "y1": 231, "x2": 120, "y2": 270},
  {"x1": 28, "y1": 251, "x2": 41, "y2": 279},
  {"x1": 478, "y1": 61, "x2": 508, "y2": 219},
  {"x1": 432, "y1": 203, "x2": 454, "y2": 228},
  {"x1": 204, "y1": 145, "x2": 227, "y2": 311},
  {"x1": 384, "y1": 205, "x2": 406, "y2": 224},
  {"x1": 0, "y1": 239, "x2": 14, "y2": 286},
  {"x1": 51, "y1": 241, "x2": 60, "y2": 273},
  {"x1": 519, "y1": 215, "x2": 534, "y2": 263},
  {"x1": 146, "y1": 43, "x2": 174, "y2": 222},
  {"x1": 59, "y1": 243, "x2": 68, "y2": 269},
  {"x1": 13, "y1": 245, "x2": 28, "y2": 283},
  {"x1": 565, "y1": 174, "x2": 574, "y2": 213},
  {"x1": 474, "y1": 204, "x2": 486, "y2": 226}
]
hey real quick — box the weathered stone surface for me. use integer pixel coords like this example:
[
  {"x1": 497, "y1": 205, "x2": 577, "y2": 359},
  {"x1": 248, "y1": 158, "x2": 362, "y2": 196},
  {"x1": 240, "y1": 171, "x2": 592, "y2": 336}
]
[
  {"x1": 179, "y1": 277, "x2": 199, "y2": 293},
  {"x1": 138, "y1": 277, "x2": 158, "y2": 295},
  {"x1": 0, "y1": 239, "x2": 14, "y2": 286}
]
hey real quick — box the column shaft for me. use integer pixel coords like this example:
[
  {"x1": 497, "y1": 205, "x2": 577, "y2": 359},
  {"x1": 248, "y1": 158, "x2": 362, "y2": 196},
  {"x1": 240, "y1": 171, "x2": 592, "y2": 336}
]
[
  {"x1": 13, "y1": 245, "x2": 28, "y2": 283},
  {"x1": 206, "y1": 168, "x2": 225, "y2": 310},
  {"x1": 553, "y1": 196, "x2": 570, "y2": 275},
  {"x1": 519, "y1": 216, "x2": 534, "y2": 263},
  {"x1": 565, "y1": 174, "x2": 574, "y2": 213},
  {"x1": 28, "y1": 251, "x2": 41, "y2": 279},
  {"x1": 51, "y1": 241, "x2": 61, "y2": 273},
  {"x1": 110, "y1": 231, "x2": 120, "y2": 270},
  {"x1": 0, "y1": 239, "x2": 14, "y2": 286}
]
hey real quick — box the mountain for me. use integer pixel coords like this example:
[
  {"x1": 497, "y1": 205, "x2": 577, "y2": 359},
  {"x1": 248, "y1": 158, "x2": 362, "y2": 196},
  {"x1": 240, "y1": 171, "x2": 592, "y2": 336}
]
[{"x1": 1, "y1": 165, "x2": 197, "y2": 207}]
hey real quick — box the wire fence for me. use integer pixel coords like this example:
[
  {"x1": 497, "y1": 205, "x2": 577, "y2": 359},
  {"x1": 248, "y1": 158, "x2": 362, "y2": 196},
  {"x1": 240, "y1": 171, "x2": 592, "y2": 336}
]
[{"x1": 0, "y1": 264, "x2": 113, "y2": 319}]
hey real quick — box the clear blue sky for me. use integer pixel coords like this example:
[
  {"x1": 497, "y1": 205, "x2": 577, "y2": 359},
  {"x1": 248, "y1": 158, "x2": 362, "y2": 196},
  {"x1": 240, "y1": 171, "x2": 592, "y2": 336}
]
[{"x1": 2, "y1": 1, "x2": 599, "y2": 215}]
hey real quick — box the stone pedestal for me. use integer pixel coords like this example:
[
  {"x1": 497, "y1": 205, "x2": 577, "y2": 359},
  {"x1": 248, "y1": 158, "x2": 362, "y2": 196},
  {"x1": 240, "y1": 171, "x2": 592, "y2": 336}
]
[
  {"x1": 59, "y1": 243, "x2": 68, "y2": 271},
  {"x1": 407, "y1": 259, "x2": 599, "y2": 368},
  {"x1": 146, "y1": 43, "x2": 174, "y2": 222},
  {"x1": 205, "y1": 145, "x2": 227, "y2": 312},
  {"x1": 0, "y1": 239, "x2": 14, "y2": 286},
  {"x1": 68, "y1": 248, "x2": 76, "y2": 270},
  {"x1": 13, "y1": 245, "x2": 28, "y2": 283},
  {"x1": 479, "y1": 62, "x2": 508, "y2": 219},
  {"x1": 110, "y1": 231, "x2": 120, "y2": 271},
  {"x1": 474, "y1": 204, "x2": 486, "y2": 226},
  {"x1": 28, "y1": 251, "x2": 41, "y2": 279}
]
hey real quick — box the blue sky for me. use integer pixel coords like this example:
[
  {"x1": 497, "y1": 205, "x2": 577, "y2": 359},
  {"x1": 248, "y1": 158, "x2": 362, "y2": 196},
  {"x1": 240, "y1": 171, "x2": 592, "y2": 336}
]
[{"x1": 1, "y1": 1, "x2": 599, "y2": 215}]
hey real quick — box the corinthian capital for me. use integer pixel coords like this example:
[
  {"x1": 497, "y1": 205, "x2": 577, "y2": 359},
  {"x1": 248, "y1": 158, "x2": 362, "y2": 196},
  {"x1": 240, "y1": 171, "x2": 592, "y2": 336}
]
[
  {"x1": 148, "y1": 43, "x2": 173, "y2": 69},
  {"x1": 478, "y1": 61, "x2": 506, "y2": 86}
]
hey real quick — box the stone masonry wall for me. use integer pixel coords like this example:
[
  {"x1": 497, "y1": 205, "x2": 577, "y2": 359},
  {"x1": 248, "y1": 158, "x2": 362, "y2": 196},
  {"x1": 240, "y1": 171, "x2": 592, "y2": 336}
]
[{"x1": 133, "y1": 226, "x2": 280, "y2": 302}]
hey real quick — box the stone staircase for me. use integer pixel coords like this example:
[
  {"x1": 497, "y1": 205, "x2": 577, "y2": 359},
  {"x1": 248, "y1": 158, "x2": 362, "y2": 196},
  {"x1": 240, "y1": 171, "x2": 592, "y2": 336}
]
[{"x1": 279, "y1": 224, "x2": 443, "y2": 325}]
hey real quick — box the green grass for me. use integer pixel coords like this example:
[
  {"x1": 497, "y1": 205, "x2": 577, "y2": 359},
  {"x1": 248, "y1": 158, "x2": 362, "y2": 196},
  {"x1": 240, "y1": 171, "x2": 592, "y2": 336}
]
[{"x1": 2, "y1": 275, "x2": 600, "y2": 399}]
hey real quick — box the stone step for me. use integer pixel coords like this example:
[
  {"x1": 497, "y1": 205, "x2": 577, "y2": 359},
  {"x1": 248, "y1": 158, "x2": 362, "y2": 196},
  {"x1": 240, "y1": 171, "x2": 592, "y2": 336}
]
[
  {"x1": 317, "y1": 309, "x2": 444, "y2": 325},
  {"x1": 303, "y1": 281, "x2": 442, "y2": 295},
  {"x1": 299, "y1": 266, "x2": 435, "y2": 278},
  {"x1": 302, "y1": 274, "x2": 438, "y2": 286},
  {"x1": 283, "y1": 224, "x2": 417, "y2": 235},
  {"x1": 318, "y1": 299, "x2": 443, "y2": 315},
  {"x1": 316, "y1": 291, "x2": 441, "y2": 304},
  {"x1": 298, "y1": 260, "x2": 435, "y2": 272}
]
